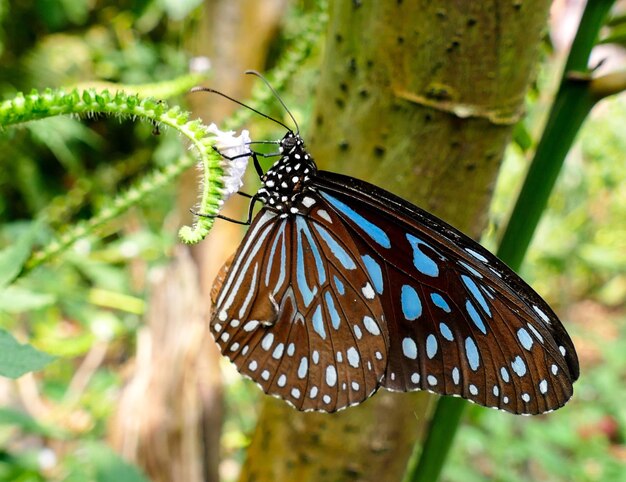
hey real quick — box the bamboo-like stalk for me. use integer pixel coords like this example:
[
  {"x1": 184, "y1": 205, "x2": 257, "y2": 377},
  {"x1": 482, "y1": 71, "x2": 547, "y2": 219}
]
[{"x1": 409, "y1": 2, "x2": 618, "y2": 481}]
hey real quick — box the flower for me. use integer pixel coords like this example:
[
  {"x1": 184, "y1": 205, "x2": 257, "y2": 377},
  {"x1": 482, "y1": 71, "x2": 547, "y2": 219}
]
[{"x1": 207, "y1": 123, "x2": 252, "y2": 201}]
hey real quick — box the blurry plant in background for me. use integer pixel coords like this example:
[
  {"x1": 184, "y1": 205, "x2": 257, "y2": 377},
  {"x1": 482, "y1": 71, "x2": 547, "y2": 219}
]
[
  {"x1": 0, "y1": 0, "x2": 624, "y2": 481},
  {"x1": 0, "y1": 1, "x2": 196, "y2": 480}
]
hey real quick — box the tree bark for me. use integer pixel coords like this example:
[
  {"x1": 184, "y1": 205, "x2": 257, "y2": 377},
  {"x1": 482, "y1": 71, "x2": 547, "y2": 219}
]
[{"x1": 241, "y1": 1, "x2": 551, "y2": 480}]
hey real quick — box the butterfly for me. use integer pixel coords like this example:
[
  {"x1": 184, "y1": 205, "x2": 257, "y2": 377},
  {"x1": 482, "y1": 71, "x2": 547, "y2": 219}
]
[{"x1": 202, "y1": 76, "x2": 579, "y2": 415}]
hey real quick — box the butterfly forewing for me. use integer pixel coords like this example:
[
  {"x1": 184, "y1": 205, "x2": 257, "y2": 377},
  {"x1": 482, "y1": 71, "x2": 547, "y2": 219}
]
[
  {"x1": 314, "y1": 172, "x2": 578, "y2": 414},
  {"x1": 210, "y1": 205, "x2": 387, "y2": 412}
]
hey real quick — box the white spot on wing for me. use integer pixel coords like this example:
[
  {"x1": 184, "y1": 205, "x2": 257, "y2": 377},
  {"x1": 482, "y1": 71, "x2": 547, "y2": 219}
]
[
  {"x1": 302, "y1": 196, "x2": 316, "y2": 207},
  {"x1": 361, "y1": 283, "x2": 375, "y2": 300},
  {"x1": 465, "y1": 248, "x2": 488, "y2": 263},
  {"x1": 533, "y1": 305, "x2": 550, "y2": 323},
  {"x1": 347, "y1": 347, "x2": 360, "y2": 368},
  {"x1": 317, "y1": 209, "x2": 332, "y2": 222},
  {"x1": 363, "y1": 316, "x2": 381, "y2": 335},
  {"x1": 402, "y1": 337, "x2": 418, "y2": 359},
  {"x1": 243, "y1": 320, "x2": 259, "y2": 332},
  {"x1": 326, "y1": 365, "x2": 337, "y2": 387},
  {"x1": 277, "y1": 374, "x2": 287, "y2": 387},
  {"x1": 261, "y1": 333, "x2": 274, "y2": 351}
]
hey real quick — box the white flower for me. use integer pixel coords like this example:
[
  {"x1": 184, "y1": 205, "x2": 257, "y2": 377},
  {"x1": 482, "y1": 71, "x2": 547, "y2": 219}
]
[{"x1": 207, "y1": 123, "x2": 252, "y2": 201}]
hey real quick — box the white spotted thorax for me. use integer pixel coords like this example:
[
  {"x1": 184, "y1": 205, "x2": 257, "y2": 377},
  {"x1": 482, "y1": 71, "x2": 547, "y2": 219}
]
[
  {"x1": 207, "y1": 123, "x2": 252, "y2": 202},
  {"x1": 256, "y1": 132, "x2": 317, "y2": 217}
]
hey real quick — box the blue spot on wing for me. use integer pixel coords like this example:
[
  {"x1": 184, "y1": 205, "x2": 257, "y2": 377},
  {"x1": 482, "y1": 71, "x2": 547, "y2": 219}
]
[
  {"x1": 297, "y1": 217, "x2": 326, "y2": 285},
  {"x1": 321, "y1": 192, "x2": 391, "y2": 248},
  {"x1": 401, "y1": 285, "x2": 422, "y2": 320},
  {"x1": 466, "y1": 248, "x2": 488, "y2": 263},
  {"x1": 517, "y1": 328, "x2": 533, "y2": 350},
  {"x1": 465, "y1": 299, "x2": 487, "y2": 335},
  {"x1": 296, "y1": 224, "x2": 317, "y2": 307},
  {"x1": 312, "y1": 304, "x2": 326, "y2": 340},
  {"x1": 361, "y1": 254, "x2": 384, "y2": 294},
  {"x1": 313, "y1": 223, "x2": 357, "y2": 270},
  {"x1": 402, "y1": 337, "x2": 418, "y2": 359},
  {"x1": 439, "y1": 322, "x2": 454, "y2": 341},
  {"x1": 459, "y1": 260, "x2": 483, "y2": 278},
  {"x1": 430, "y1": 293, "x2": 451, "y2": 313},
  {"x1": 511, "y1": 356, "x2": 527, "y2": 376},
  {"x1": 464, "y1": 337, "x2": 480, "y2": 371},
  {"x1": 406, "y1": 234, "x2": 439, "y2": 277},
  {"x1": 333, "y1": 275, "x2": 345, "y2": 295},
  {"x1": 426, "y1": 334, "x2": 438, "y2": 358},
  {"x1": 266, "y1": 223, "x2": 286, "y2": 291},
  {"x1": 461, "y1": 275, "x2": 491, "y2": 317},
  {"x1": 325, "y1": 292, "x2": 341, "y2": 329}
]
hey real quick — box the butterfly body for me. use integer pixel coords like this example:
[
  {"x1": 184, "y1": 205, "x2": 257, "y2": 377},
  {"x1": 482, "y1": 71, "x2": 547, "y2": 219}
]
[
  {"x1": 256, "y1": 132, "x2": 317, "y2": 215},
  {"x1": 210, "y1": 131, "x2": 579, "y2": 414}
]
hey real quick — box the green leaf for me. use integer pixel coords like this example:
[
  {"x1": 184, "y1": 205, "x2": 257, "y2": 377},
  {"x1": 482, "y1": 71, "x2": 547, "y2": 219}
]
[
  {"x1": 83, "y1": 442, "x2": 149, "y2": 482},
  {"x1": 0, "y1": 329, "x2": 55, "y2": 378},
  {"x1": 0, "y1": 286, "x2": 56, "y2": 313},
  {"x1": 0, "y1": 222, "x2": 40, "y2": 288},
  {"x1": 0, "y1": 408, "x2": 63, "y2": 438}
]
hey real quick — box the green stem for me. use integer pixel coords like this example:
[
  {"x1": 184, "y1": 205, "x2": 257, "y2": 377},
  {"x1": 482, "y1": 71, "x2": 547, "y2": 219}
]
[
  {"x1": 406, "y1": 2, "x2": 616, "y2": 482},
  {"x1": 2, "y1": 89, "x2": 224, "y2": 270},
  {"x1": 497, "y1": 0, "x2": 615, "y2": 270},
  {"x1": 6, "y1": 0, "x2": 328, "y2": 275}
]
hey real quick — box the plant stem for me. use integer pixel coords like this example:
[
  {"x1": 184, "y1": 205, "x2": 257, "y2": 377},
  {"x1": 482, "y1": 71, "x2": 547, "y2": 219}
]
[
  {"x1": 406, "y1": 2, "x2": 616, "y2": 481},
  {"x1": 497, "y1": 0, "x2": 615, "y2": 270}
]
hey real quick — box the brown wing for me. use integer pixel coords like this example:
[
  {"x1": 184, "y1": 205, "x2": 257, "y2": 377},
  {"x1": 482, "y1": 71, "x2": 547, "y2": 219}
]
[
  {"x1": 210, "y1": 207, "x2": 388, "y2": 412},
  {"x1": 312, "y1": 171, "x2": 578, "y2": 414}
]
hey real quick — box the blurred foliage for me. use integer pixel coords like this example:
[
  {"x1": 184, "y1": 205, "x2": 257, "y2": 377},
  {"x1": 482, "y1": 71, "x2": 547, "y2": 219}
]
[
  {"x1": 451, "y1": 45, "x2": 626, "y2": 482},
  {"x1": 0, "y1": 0, "x2": 195, "y2": 480},
  {"x1": 0, "y1": 0, "x2": 624, "y2": 481}
]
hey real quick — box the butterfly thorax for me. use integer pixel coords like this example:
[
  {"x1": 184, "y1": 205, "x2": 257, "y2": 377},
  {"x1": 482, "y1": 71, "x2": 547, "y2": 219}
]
[{"x1": 256, "y1": 132, "x2": 318, "y2": 216}]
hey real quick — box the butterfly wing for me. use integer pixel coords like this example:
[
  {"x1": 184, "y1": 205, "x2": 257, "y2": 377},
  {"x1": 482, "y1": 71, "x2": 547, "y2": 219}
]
[
  {"x1": 313, "y1": 171, "x2": 579, "y2": 414},
  {"x1": 210, "y1": 208, "x2": 388, "y2": 412}
]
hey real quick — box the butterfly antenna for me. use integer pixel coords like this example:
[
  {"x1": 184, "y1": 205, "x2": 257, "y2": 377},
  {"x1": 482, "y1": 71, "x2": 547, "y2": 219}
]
[
  {"x1": 190, "y1": 86, "x2": 293, "y2": 133},
  {"x1": 245, "y1": 70, "x2": 300, "y2": 135}
]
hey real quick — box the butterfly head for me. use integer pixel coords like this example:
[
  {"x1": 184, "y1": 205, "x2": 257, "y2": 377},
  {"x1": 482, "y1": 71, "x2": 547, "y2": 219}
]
[{"x1": 257, "y1": 132, "x2": 318, "y2": 215}]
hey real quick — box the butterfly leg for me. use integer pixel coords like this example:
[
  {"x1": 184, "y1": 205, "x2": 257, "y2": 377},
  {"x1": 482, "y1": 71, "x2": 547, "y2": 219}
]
[
  {"x1": 213, "y1": 146, "x2": 280, "y2": 179},
  {"x1": 191, "y1": 194, "x2": 259, "y2": 225}
]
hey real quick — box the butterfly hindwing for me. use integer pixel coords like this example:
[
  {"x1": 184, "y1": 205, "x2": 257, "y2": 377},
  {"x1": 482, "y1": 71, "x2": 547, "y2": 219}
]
[{"x1": 314, "y1": 171, "x2": 579, "y2": 414}]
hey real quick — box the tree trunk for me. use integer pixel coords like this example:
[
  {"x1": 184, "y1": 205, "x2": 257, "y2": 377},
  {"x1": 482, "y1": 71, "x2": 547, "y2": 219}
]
[{"x1": 241, "y1": 1, "x2": 551, "y2": 480}]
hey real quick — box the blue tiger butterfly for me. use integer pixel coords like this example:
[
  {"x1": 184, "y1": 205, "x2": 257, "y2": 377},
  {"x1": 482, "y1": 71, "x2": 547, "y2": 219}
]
[{"x1": 200, "y1": 74, "x2": 579, "y2": 415}]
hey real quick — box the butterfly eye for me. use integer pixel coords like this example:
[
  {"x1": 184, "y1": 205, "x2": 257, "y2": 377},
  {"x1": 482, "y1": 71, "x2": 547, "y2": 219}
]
[{"x1": 281, "y1": 136, "x2": 296, "y2": 150}]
